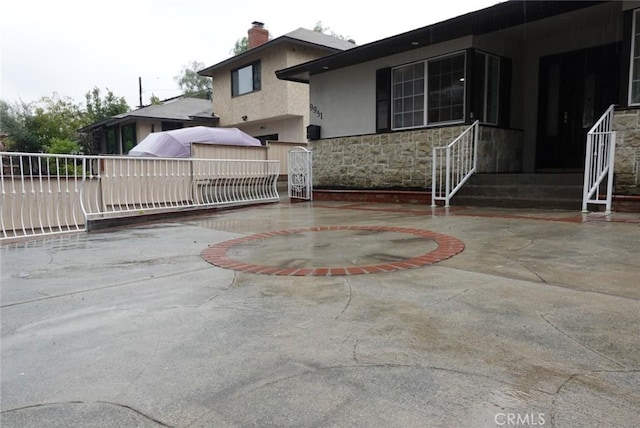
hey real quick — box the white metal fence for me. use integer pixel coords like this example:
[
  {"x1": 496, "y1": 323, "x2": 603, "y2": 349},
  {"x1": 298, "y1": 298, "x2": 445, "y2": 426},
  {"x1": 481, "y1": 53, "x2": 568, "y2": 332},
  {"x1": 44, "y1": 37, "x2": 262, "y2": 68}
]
[
  {"x1": 431, "y1": 121, "x2": 479, "y2": 207},
  {"x1": 582, "y1": 105, "x2": 616, "y2": 214},
  {"x1": 1, "y1": 152, "x2": 280, "y2": 241}
]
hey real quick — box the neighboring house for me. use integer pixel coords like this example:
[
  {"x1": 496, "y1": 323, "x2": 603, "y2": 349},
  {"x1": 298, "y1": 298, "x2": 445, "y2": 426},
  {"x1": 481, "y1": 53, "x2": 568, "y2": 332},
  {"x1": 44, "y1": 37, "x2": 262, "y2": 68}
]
[
  {"x1": 79, "y1": 97, "x2": 218, "y2": 154},
  {"x1": 276, "y1": 0, "x2": 640, "y2": 205},
  {"x1": 197, "y1": 22, "x2": 356, "y2": 144}
]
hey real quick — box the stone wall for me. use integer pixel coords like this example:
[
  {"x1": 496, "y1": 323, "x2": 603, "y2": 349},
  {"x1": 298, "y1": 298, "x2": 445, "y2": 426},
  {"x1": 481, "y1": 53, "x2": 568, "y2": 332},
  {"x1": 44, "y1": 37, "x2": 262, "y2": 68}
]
[
  {"x1": 613, "y1": 110, "x2": 640, "y2": 195},
  {"x1": 312, "y1": 126, "x2": 523, "y2": 189}
]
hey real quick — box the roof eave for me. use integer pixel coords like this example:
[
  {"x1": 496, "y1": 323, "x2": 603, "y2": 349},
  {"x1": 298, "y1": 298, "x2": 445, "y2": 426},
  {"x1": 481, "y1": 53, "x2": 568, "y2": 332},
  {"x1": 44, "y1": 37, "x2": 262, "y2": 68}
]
[
  {"x1": 276, "y1": 0, "x2": 609, "y2": 82},
  {"x1": 198, "y1": 36, "x2": 347, "y2": 77}
]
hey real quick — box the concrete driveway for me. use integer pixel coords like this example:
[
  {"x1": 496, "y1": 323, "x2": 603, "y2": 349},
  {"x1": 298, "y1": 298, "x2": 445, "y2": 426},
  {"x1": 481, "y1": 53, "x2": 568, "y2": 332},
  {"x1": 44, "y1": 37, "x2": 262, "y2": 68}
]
[{"x1": 1, "y1": 201, "x2": 639, "y2": 427}]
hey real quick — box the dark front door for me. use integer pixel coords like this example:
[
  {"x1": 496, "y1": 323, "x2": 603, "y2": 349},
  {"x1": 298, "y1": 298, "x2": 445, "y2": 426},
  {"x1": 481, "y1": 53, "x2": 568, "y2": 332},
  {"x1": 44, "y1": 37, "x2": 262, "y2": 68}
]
[{"x1": 536, "y1": 44, "x2": 619, "y2": 170}]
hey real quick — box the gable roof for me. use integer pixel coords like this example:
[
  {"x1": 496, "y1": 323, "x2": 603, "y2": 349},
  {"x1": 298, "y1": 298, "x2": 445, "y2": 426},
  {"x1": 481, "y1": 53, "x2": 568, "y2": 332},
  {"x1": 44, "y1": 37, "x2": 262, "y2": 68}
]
[
  {"x1": 198, "y1": 27, "x2": 356, "y2": 77},
  {"x1": 276, "y1": 0, "x2": 608, "y2": 83},
  {"x1": 79, "y1": 97, "x2": 217, "y2": 132}
]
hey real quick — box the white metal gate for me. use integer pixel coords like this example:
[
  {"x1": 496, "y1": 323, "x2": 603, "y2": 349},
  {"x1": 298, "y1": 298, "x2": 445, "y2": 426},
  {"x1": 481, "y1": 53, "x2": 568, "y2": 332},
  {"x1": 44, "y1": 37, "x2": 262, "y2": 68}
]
[{"x1": 288, "y1": 147, "x2": 313, "y2": 200}]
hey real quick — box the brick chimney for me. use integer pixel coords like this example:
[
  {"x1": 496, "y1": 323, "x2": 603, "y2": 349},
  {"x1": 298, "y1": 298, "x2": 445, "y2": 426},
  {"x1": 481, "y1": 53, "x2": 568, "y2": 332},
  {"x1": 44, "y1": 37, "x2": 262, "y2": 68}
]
[{"x1": 248, "y1": 21, "x2": 269, "y2": 49}]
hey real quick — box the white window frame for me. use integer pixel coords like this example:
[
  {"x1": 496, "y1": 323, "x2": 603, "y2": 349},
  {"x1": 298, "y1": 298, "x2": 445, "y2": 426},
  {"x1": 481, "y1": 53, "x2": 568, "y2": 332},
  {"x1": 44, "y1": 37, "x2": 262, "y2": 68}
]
[
  {"x1": 391, "y1": 62, "x2": 425, "y2": 130},
  {"x1": 390, "y1": 51, "x2": 467, "y2": 131},
  {"x1": 629, "y1": 9, "x2": 640, "y2": 105}
]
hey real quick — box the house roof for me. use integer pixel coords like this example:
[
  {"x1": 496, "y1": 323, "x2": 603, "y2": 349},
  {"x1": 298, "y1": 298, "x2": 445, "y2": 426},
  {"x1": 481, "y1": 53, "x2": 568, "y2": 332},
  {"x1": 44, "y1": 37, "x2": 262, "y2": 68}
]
[
  {"x1": 79, "y1": 97, "x2": 218, "y2": 132},
  {"x1": 276, "y1": 0, "x2": 609, "y2": 83},
  {"x1": 198, "y1": 27, "x2": 357, "y2": 77}
]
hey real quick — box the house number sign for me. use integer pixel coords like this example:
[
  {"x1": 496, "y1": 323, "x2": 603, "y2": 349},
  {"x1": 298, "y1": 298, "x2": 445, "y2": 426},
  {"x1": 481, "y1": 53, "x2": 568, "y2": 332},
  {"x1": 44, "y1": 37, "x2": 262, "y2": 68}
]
[{"x1": 310, "y1": 103, "x2": 323, "y2": 120}]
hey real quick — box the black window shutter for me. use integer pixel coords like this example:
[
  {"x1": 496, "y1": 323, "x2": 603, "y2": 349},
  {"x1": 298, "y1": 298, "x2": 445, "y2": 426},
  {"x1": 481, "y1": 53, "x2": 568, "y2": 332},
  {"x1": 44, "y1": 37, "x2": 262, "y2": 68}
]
[
  {"x1": 254, "y1": 61, "x2": 261, "y2": 91},
  {"x1": 376, "y1": 68, "x2": 391, "y2": 132}
]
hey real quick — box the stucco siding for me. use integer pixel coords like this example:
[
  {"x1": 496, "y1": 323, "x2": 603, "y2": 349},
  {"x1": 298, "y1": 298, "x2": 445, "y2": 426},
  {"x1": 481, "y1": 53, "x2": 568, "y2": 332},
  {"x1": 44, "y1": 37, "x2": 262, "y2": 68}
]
[
  {"x1": 213, "y1": 48, "x2": 291, "y2": 126},
  {"x1": 212, "y1": 43, "x2": 341, "y2": 134},
  {"x1": 235, "y1": 116, "x2": 305, "y2": 143}
]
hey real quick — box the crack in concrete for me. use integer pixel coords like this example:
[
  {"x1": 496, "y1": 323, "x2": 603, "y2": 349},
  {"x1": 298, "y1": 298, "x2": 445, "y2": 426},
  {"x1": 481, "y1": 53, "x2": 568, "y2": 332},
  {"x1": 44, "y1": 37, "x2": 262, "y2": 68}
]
[
  {"x1": 208, "y1": 271, "x2": 237, "y2": 301},
  {"x1": 538, "y1": 312, "x2": 625, "y2": 368},
  {"x1": 548, "y1": 370, "x2": 640, "y2": 427},
  {"x1": 520, "y1": 263, "x2": 548, "y2": 283},
  {"x1": 335, "y1": 277, "x2": 353, "y2": 320},
  {"x1": 1, "y1": 266, "x2": 214, "y2": 308},
  {"x1": 97, "y1": 401, "x2": 173, "y2": 427},
  {"x1": 506, "y1": 226, "x2": 535, "y2": 251},
  {"x1": 442, "y1": 265, "x2": 640, "y2": 302},
  {"x1": 0, "y1": 400, "x2": 173, "y2": 427},
  {"x1": 549, "y1": 372, "x2": 580, "y2": 428},
  {"x1": 445, "y1": 288, "x2": 469, "y2": 301}
]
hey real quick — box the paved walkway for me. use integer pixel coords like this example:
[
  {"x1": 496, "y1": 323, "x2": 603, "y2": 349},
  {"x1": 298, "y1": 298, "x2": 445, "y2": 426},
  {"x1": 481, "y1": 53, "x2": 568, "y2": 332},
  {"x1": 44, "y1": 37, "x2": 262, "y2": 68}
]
[{"x1": 1, "y1": 200, "x2": 639, "y2": 427}]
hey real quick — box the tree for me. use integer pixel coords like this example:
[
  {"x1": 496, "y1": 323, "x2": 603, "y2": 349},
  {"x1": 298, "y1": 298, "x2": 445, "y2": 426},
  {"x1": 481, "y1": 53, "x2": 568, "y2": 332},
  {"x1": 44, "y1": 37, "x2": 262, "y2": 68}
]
[
  {"x1": 174, "y1": 61, "x2": 212, "y2": 99},
  {"x1": 232, "y1": 37, "x2": 249, "y2": 55},
  {"x1": 84, "y1": 87, "x2": 129, "y2": 124},
  {"x1": 46, "y1": 138, "x2": 81, "y2": 155},
  {"x1": 313, "y1": 21, "x2": 352, "y2": 42},
  {"x1": 0, "y1": 100, "x2": 41, "y2": 152},
  {"x1": 33, "y1": 93, "x2": 85, "y2": 143},
  {"x1": 149, "y1": 94, "x2": 162, "y2": 105},
  {"x1": 1, "y1": 87, "x2": 130, "y2": 154},
  {"x1": 0, "y1": 94, "x2": 85, "y2": 153},
  {"x1": 45, "y1": 138, "x2": 83, "y2": 175}
]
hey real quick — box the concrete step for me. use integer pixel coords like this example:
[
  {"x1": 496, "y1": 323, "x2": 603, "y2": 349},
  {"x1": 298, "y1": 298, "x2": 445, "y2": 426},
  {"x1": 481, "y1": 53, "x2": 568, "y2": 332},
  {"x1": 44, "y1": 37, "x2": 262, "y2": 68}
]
[
  {"x1": 467, "y1": 173, "x2": 583, "y2": 185},
  {"x1": 450, "y1": 173, "x2": 584, "y2": 210},
  {"x1": 456, "y1": 184, "x2": 582, "y2": 199},
  {"x1": 451, "y1": 195, "x2": 583, "y2": 210}
]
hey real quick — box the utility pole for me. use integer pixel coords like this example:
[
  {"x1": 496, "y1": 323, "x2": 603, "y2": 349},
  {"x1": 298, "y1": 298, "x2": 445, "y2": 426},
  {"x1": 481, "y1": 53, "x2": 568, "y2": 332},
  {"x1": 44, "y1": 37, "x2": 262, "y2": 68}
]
[{"x1": 138, "y1": 77, "x2": 143, "y2": 109}]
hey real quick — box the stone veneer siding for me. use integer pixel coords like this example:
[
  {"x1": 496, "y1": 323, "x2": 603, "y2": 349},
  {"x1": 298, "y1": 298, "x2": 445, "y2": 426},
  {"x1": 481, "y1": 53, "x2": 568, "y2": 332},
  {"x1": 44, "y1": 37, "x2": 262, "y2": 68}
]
[
  {"x1": 613, "y1": 110, "x2": 640, "y2": 195},
  {"x1": 311, "y1": 126, "x2": 523, "y2": 189}
]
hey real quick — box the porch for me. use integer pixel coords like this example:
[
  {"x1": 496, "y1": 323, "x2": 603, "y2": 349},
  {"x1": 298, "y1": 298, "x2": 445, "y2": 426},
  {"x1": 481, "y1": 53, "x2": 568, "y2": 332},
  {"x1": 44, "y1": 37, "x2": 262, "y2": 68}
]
[{"x1": 309, "y1": 108, "x2": 640, "y2": 212}]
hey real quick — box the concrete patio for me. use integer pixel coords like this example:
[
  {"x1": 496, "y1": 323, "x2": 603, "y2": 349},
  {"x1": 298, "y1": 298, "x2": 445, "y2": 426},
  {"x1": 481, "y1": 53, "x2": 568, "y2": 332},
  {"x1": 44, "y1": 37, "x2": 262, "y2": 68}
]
[{"x1": 1, "y1": 199, "x2": 639, "y2": 427}]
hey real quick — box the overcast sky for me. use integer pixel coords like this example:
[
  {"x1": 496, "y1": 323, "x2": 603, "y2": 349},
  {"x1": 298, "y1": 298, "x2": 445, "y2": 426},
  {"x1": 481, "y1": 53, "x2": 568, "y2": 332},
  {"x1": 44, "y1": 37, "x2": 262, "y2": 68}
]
[{"x1": 1, "y1": 0, "x2": 501, "y2": 110}]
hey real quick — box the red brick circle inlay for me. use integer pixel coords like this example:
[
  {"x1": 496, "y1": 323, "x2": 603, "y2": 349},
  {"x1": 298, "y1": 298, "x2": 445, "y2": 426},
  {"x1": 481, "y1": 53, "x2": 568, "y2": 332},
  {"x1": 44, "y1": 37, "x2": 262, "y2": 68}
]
[{"x1": 201, "y1": 225, "x2": 464, "y2": 276}]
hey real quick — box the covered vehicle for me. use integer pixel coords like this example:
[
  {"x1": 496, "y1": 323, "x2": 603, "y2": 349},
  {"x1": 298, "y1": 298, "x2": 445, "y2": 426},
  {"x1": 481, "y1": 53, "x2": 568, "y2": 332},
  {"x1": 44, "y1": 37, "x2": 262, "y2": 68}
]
[{"x1": 128, "y1": 126, "x2": 262, "y2": 157}]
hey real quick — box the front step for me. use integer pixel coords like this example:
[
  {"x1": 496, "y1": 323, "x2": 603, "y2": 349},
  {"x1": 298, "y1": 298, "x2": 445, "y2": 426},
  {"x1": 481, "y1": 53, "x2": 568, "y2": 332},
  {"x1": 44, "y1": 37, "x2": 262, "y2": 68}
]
[{"x1": 451, "y1": 173, "x2": 584, "y2": 210}]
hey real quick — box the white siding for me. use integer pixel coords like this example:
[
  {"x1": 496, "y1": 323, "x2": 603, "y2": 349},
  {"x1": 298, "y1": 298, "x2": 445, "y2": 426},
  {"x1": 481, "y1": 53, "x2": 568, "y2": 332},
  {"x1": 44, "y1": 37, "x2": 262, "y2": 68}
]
[{"x1": 309, "y1": 37, "x2": 473, "y2": 138}]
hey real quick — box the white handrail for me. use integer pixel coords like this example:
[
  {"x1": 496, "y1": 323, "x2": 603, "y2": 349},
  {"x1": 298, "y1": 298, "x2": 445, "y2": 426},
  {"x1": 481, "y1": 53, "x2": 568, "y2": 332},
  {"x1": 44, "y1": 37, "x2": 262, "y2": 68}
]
[
  {"x1": 582, "y1": 105, "x2": 616, "y2": 214},
  {"x1": 431, "y1": 121, "x2": 479, "y2": 207},
  {"x1": 1, "y1": 152, "x2": 280, "y2": 241}
]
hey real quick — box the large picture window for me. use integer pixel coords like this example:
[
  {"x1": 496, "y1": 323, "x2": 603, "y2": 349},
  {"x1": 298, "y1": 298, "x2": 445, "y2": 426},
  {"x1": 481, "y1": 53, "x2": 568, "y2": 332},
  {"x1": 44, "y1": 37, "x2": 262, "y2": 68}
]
[
  {"x1": 629, "y1": 9, "x2": 640, "y2": 104},
  {"x1": 391, "y1": 52, "x2": 466, "y2": 130},
  {"x1": 232, "y1": 61, "x2": 261, "y2": 97},
  {"x1": 427, "y1": 53, "x2": 466, "y2": 124}
]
